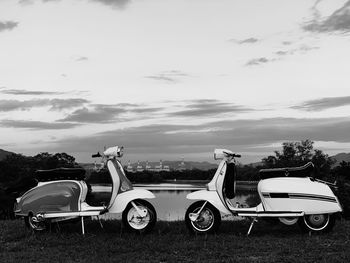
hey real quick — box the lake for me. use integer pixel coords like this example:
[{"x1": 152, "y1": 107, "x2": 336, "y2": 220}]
[{"x1": 91, "y1": 182, "x2": 259, "y2": 221}]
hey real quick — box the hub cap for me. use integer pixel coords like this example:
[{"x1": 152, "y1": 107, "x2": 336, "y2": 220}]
[
  {"x1": 304, "y1": 214, "x2": 329, "y2": 231},
  {"x1": 127, "y1": 205, "x2": 151, "y2": 230},
  {"x1": 191, "y1": 207, "x2": 214, "y2": 232}
]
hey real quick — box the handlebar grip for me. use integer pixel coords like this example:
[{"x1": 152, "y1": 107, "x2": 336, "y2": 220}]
[
  {"x1": 234, "y1": 154, "x2": 241, "y2": 158},
  {"x1": 92, "y1": 152, "x2": 101, "y2": 158}
]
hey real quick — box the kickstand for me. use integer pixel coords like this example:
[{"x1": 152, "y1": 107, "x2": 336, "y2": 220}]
[
  {"x1": 81, "y1": 216, "x2": 85, "y2": 235},
  {"x1": 98, "y1": 216, "x2": 104, "y2": 229},
  {"x1": 247, "y1": 217, "x2": 258, "y2": 236}
]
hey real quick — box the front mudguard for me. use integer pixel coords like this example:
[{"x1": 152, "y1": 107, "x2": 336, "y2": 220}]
[
  {"x1": 108, "y1": 189, "x2": 155, "y2": 214},
  {"x1": 187, "y1": 190, "x2": 231, "y2": 215}
]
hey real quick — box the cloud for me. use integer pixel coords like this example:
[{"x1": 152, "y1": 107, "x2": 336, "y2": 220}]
[
  {"x1": 245, "y1": 57, "x2": 271, "y2": 66},
  {"x1": 170, "y1": 100, "x2": 254, "y2": 117},
  {"x1": 75, "y1": 56, "x2": 89, "y2": 62},
  {"x1": 145, "y1": 70, "x2": 189, "y2": 84},
  {"x1": 19, "y1": 0, "x2": 130, "y2": 9},
  {"x1": 59, "y1": 104, "x2": 126, "y2": 123},
  {"x1": 90, "y1": 0, "x2": 130, "y2": 8},
  {"x1": 0, "y1": 119, "x2": 80, "y2": 130},
  {"x1": 229, "y1": 37, "x2": 259, "y2": 44},
  {"x1": 0, "y1": 88, "x2": 64, "y2": 96},
  {"x1": 304, "y1": 0, "x2": 350, "y2": 33},
  {"x1": 0, "y1": 98, "x2": 88, "y2": 112},
  {"x1": 48, "y1": 117, "x2": 350, "y2": 156},
  {"x1": 292, "y1": 96, "x2": 350, "y2": 111},
  {"x1": 0, "y1": 21, "x2": 18, "y2": 32},
  {"x1": 275, "y1": 45, "x2": 320, "y2": 57}
]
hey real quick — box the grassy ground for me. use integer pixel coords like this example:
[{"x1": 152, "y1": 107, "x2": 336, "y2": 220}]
[{"x1": 1, "y1": 218, "x2": 350, "y2": 263}]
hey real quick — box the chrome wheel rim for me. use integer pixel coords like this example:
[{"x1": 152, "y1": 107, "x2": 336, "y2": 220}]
[
  {"x1": 304, "y1": 214, "x2": 329, "y2": 231},
  {"x1": 279, "y1": 217, "x2": 298, "y2": 226},
  {"x1": 127, "y1": 205, "x2": 151, "y2": 230},
  {"x1": 28, "y1": 215, "x2": 46, "y2": 231},
  {"x1": 190, "y1": 207, "x2": 215, "y2": 232}
]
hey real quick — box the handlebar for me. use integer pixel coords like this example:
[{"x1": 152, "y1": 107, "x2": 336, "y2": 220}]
[
  {"x1": 92, "y1": 152, "x2": 102, "y2": 158},
  {"x1": 223, "y1": 151, "x2": 241, "y2": 158}
]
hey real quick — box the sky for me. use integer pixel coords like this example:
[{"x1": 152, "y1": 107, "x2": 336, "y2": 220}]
[{"x1": 1, "y1": 0, "x2": 350, "y2": 164}]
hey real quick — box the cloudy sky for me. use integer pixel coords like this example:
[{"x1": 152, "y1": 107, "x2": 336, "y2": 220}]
[{"x1": 1, "y1": 0, "x2": 350, "y2": 164}]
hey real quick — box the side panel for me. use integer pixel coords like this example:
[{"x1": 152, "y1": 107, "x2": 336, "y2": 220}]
[
  {"x1": 187, "y1": 190, "x2": 231, "y2": 215},
  {"x1": 108, "y1": 189, "x2": 155, "y2": 214},
  {"x1": 16, "y1": 181, "x2": 82, "y2": 216},
  {"x1": 259, "y1": 177, "x2": 342, "y2": 214}
]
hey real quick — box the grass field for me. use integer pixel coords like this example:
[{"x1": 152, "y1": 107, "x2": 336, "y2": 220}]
[{"x1": 1, "y1": 218, "x2": 350, "y2": 263}]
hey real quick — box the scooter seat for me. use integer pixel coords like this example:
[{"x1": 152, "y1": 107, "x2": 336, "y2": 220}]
[
  {"x1": 35, "y1": 167, "x2": 86, "y2": 182},
  {"x1": 259, "y1": 162, "x2": 314, "y2": 179}
]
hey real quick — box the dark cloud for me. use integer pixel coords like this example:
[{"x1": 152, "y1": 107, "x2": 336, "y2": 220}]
[
  {"x1": 145, "y1": 70, "x2": 189, "y2": 84},
  {"x1": 0, "y1": 98, "x2": 88, "y2": 112},
  {"x1": 50, "y1": 99, "x2": 89, "y2": 110},
  {"x1": 304, "y1": 0, "x2": 350, "y2": 33},
  {"x1": 230, "y1": 38, "x2": 259, "y2": 44},
  {"x1": 90, "y1": 0, "x2": 130, "y2": 9},
  {"x1": 59, "y1": 104, "x2": 126, "y2": 123},
  {"x1": 49, "y1": 117, "x2": 350, "y2": 156},
  {"x1": 0, "y1": 21, "x2": 18, "y2": 32},
  {"x1": 0, "y1": 88, "x2": 64, "y2": 96},
  {"x1": 0, "y1": 119, "x2": 80, "y2": 130},
  {"x1": 75, "y1": 56, "x2": 89, "y2": 62},
  {"x1": 170, "y1": 100, "x2": 254, "y2": 117},
  {"x1": 19, "y1": 0, "x2": 130, "y2": 9},
  {"x1": 292, "y1": 96, "x2": 350, "y2": 111},
  {"x1": 275, "y1": 45, "x2": 319, "y2": 57},
  {"x1": 245, "y1": 57, "x2": 270, "y2": 66}
]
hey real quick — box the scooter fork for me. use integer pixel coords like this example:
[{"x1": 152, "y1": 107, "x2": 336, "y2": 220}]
[
  {"x1": 189, "y1": 201, "x2": 208, "y2": 222},
  {"x1": 131, "y1": 201, "x2": 148, "y2": 217}
]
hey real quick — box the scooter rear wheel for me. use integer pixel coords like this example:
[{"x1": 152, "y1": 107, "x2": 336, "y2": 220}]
[
  {"x1": 122, "y1": 199, "x2": 156, "y2": 234},
  {"x1": 24, "y1": 214, "x2": 47, "y2": 231},
  {"x1": 298, "y1": 213, "x2": 335, "y2": 233},
  {"x1": 185, "y1": 201, "x2": 221, "y2": 234}
]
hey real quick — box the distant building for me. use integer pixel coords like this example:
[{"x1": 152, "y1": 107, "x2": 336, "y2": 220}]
[
  {"x1": 136, "y1": 161, "x2": 144, "y2": 172},
  {"x1": 126, "y1": 160, "x2": 134, "y2": 173},
  {"x1": 177, "y1": 157, "x2": 186, "y2": 171},
  {"x1": 145, "y1": 161, "x2": 152, "y2": 171},
  {"x1": 151, "y1": 160, "x2": 170, "y2": 172}
]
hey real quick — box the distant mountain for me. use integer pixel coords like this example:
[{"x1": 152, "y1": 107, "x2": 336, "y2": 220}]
[
  {"x1": 0, "y1": 149, "x2": 14, "y2": 161},
  {"x1": 331, "y1": 153, "x2": 350, "y2": 166}
]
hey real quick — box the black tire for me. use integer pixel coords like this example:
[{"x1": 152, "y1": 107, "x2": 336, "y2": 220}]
[
  {"x1": 185, "y1": 201, "x2": 221, "y2": 234},
  {"x1": 298, "y1": 213, "x2": 336, "y2": 233},
  {"x1": 24, "y1": 213, "x2": 47, "y2": 231},
  {"x1": 122, "y1": 199, "x2": 156, "y2": 234}
]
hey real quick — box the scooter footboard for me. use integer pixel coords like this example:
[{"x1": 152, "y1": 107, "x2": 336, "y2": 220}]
[
  {"x1": 108, "y1": 189, "x2": 155, "y2": 214},
  {"x1": 187, "y1": 190, "x2": 231, "y2": 215}
]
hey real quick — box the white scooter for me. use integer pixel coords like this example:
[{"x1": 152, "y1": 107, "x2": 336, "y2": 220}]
[
  {"x1": 185, "y1": 149, "x2": 342, "y2": 235},
  {"x1": 14, "y1": 146, "x2": 157, "y2": 234}
]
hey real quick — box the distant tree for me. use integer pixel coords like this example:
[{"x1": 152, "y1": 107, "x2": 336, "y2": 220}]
[{"x1": 261, "y1": 140, "x2": 335, "y2": 179}]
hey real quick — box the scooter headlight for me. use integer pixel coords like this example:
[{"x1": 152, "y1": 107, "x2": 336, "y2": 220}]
[{"x1": 103, "y1": 146, "x2": 124, "y2": 158}]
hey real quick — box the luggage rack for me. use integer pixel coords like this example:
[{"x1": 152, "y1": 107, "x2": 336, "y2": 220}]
[{"x1": 259, "y1": 162, "x2": 314, "y2": 179}]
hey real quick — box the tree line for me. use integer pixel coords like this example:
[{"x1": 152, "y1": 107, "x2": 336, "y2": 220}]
[{"x1": 0, "y1": 140, "x2": 350, "y2": 218}]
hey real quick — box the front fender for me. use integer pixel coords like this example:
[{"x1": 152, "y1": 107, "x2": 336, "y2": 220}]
[
  {"x1": 187, "y1": 190, "x2": 231, "y2": 215},
  {"x1": 108, "y1": 189, "x2": 155, "y2": 214}
]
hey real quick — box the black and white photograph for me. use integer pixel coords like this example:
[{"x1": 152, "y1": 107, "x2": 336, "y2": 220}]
[{"x1": 1, "y1": 0, "x2": 350, "y2": 262}]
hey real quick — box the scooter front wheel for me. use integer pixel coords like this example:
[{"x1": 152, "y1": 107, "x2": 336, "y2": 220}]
[
  {"x1": 298, "y1": 213, "x2": 335, "y2": 233},
  {"x1": 122, "y1": 199, "x2": 156, "y2": 234},
  {"x1": 185, "y1": 201, "x2": 221, "y2": 234}
]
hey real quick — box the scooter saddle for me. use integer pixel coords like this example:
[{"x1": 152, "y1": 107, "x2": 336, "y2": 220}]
[
  {"x1": 259, "y1": 162, "x2": 314, "y2": 179},
  {"x1": 35, "y1": 167, "x2": 86, "y2": 182}
]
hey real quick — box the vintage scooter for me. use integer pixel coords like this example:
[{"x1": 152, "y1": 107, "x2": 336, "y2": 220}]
[
  {"x1": 185, "y1": 149, "x2": 342, "y2": 235},
  {"x1": 14, "y1": 146, "x2": 157, "y2": 234}
]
